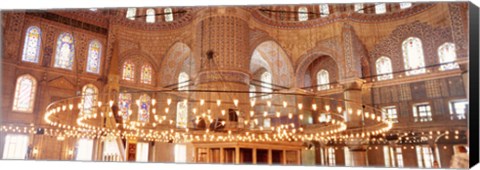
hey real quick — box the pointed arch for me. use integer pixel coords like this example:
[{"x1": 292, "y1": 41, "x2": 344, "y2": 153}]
[
  {"x1": 375, "y1": 56, "x2": 393, "y2": 81},
  {"x1": 86, "y1": 40, "x2": 102, "y2": 74},
  {"x1": 12, "y1": 74, "x2": 37, "y2": 112},
  {"x1": 22, "y1": 26, "x2": 42, "y2": 63},
  {"x1": 137, "y1": 94, "x2": 151, "y2": 122},
  {"x1": 122, "y1": 60, "x2": 135, "y2": 81},
  {"x1": 317, "y1": 69, "x2": 329, "y2": 91},
  {"x1": 402, "y1": 37, "x2": 426, "y2": 76},
  {"x1": 438, "y1": 42, "x2": 459, "y2": 71},
  {"x1": 54, "y1": 32, "x2": 75, "y2": 70},
  {"x1": 159, "y1": 42, "x2": 194, "y2": 87},
  {"x1": 81, "y1": 84, "x2": 98, "y2": 115},
  {"x1": 250, "y1": 41, "x2": 294, "y2": 88},
  {"x1": 140, "y1": 64, "x2": 153, "y2": 84}
]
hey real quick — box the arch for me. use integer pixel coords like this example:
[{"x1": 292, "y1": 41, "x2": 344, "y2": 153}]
[
  {"x1": 146, "y1": 8, "x2": 155, "y2": 23},
  {"x1": 137, "y1": 94, "x2": 151, "y2": 122},
  {"x1": 140, "y1": 64, "x2": 153, "y2": 84},
  {"x1": 176, "y1": 100, "x2": 188, "y2": 128},
  {"x1": 295, "y1": 45, "x2": 343, "y2": 88},
  {"x1": 316, "y1": 69, "x2": 330, "y2": 91},
  {"x1": 249, "y1": 41, "x2": 294, "y2": 88},
  {"x1": 375, "y1": 56, "x2": 393, "y2": 81},
  {"x1": 122, "y1": 60, "x2": 135, "y2": 81},
  {"x1": 81, "y1": 84, "x2": 98, "y2": 115},
  {"x1": 164, "y1": 8, "x2": 173, "y2": 22},
  {"x1": 22, "y1": 26, "x2": 42, "y2": 63},
  {"x1": 54, "y1": 32, "x2": 75, "y2": 70},
  {"x1": 12, "y1": 74, "x2": 37, "y2": 112},
  {"x1": 159, "y1": 42, "x2": 195, "y2": 87},
  {"x1": 438, "y1": 42, "x2": 459, "y2": 71},
  {"x1": 402, "y1": 37, "x2": 426, "y2": 75},
  {"x1": 86, "y1": 40, "x2": 102, "y2": 74}
]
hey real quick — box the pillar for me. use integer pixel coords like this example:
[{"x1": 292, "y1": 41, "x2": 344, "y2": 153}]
[
  {"x1": 253, "y1": 148, "x2": 257, "y2": 164},
  {"x1": 235, "y1": 147, "x2": 240, "y2": 164},
  {"x1": 268, "y1": 149, "x2": 272, "y2": 164},
  {"x1": 282, "y1": 149, "x2": 287, "y2": 165},
  {"x1": 297, "y1": 150, "x2": 301, "y2": 165},
  {"x1": 220, "y1": 147, "x2": 225, "y2": 163}
]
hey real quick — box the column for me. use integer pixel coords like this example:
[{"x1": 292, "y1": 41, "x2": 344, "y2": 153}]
[
  {"x1": 194, "y1": 147, "x2": 198, "y2": 163},
  {"x1": 282, "y1": 150, "x2": 287, "y2": 165},
  {"x1": 268, "y1": 149, "x2": 272, "y2": 164},
  {"x1": 344, "y1": 80, "x2": 368, "y2": 166},
  {"x1": 235, "y1": 147, "x2": 240, "y2": 164},
  {"x1": 206, "y1": 147, "x2": 211, "y2": 163},
  {"x1": 253, "y1": 148, "x2": 257, "y2": 164},
  {"x1": 297, "y1": 150, "x2": 301, "y2": 165},
  {"x1": 220, "y1": 147, "x2": 225, "y2": 163}
]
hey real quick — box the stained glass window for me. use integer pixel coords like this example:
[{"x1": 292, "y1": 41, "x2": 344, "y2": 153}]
[
  {"x1": 178, "y1": 72, "x2": 189, "y2": 91},
  {"x1": 317, "y1": 69, "x2": 330, "y2": 91},
  {"x1": 375, "y1": 3, "x2": 387, "y2": 14},
  {"x1": 400, "y1": 3, "x2": 412, "y2": 9},
  {"x1": 438, "y1": 42, "x2": 459, "y2": 71},
  {"x1": 141, "y1": 64, "x2": 152, "y2": 84},
  {"x1": 126, "y1": 8, "x2": 136, "y2": 20},
  {"x1": 22, "y1": 26, "x2": 41, "y2": 63},
  {"x1": 137, "y1": 94, "x2": 150, "y2": 122},
  {"x1": 176, "y1": 101, "x2": 188, "y2": 128},
  {"x1": 402, "y1": 37, "x2": 426, "y2": 76},
  {"x1": 319, "y1": 4, "x2": 329, "y2": 17},
  {"x1": 261, "y1": 72, "x2": 272, "y2": 99},
  {"x1": 12, "y1": 75, "x2": 37, "y2": 112},
  {"x1": 298, "y1": 7, "x2": 308, "y2": 21},
  {"x1": 122, "y1": 61, "x2": 135, "y2": 81},
  {"x1": 354, "y1": 3, "x2": 364, "y2": 13},
  {"x1": 81, "y1": 84, "x2": 97, "y2": 115},
  {"x1": 376, "y1": 56, "x2": 393, "y2": 81},
  {"x1": 165, "y1": 8, "x2": 173, "y2": 22},
  {"x1": 54, "y1": 32, "x2": 75, "y2": 70},
  {"x1": 86, "y1": 40, "x2": 102, "y2": 74},
  {"x1": 146, "y1": 8, "x2": 155, "y2": 23},
  {"x1": 118, "y1": 93, "x2": 132, "y2": 120}
]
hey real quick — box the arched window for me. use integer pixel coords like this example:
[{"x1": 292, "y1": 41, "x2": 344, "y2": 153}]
[
  {"x1": 81, "y1": 84, "x2": 98, "y2": 115},
  {"x1": 317, "y1": 69, "x2": 330, "y2": 91},
  {"x1": 164, "y1": 8, "x2": 173, "y2": 22},
  {"x1": 260, "y1": 72, "x2": 272, "y2": 99},
  {"x1": 86, "y1": 40, "x2": 102, "y2": 74},
  {"x1": 12, "y1": 75, "x2": 37, "y2": 112},
  {"x1": 400, "y1": 3, "x2": 412, "y2": 9},
  {"x1": 126, "y1": 8, "x2": 136, "y2": 20},
  {"x1": 122, "y1": 61, "x2": 135, "y2": 81},
  {"x1": 146, "y1": 8, "x2": 155, "y2": 23},
  {"x1": 376, "y1": 57, "x2": 393, "y2": 81},
  {"x1": 402, "y1": 37, "x2": 426, "y2": 76},
  {"x1": 137, "y1": 94, "x2": 151, "y2": 122},
  {"x1": 118, "y1": 93, "x2": 132, "y2": 120},
  {"x1": 22, "y1": 26, "x2": 42, "y2": 63},
  {"x1": 375, "y1": 3, "x2": 387, "y2": 14},
  {"x1": 319, "y1": 4, "x2": 329, "y2": 17},
  {"x1": 140, "y1": 64, "x2": 152, "y2": 84},
  {"x1": 354, "y1": 3, "x2": 364, "y2": 13},
  {"x1": 178, "y1": 72, "x2": 189, "y2": 91},
  {"x1": 54, "y1": 32, "x2": 75, "y2": 70},
  {"x1": 438, "y1": 42, "x2": 459, "y2": 71},
  {"x1": 298, "y1": 7, "x2": 308, "y2": 21},
  {"x1": 176, "y1": 100, "x2": 188, "y2": 128}
]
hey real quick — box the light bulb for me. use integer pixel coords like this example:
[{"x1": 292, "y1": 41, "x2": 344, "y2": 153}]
[
  {"x1": 200, "y1": 99, "x2": 205, "y2": 106},
  {"x1": 167, "y1": 98, "x2": 172, "y2": 105},
  {"x1": 233, "y1": 99, "x2": 239, "y2": 107},
  {"x1": 216, "y1": 100, "x2": 221, "y2": 106},
  {"x1": 298, "y1": 103, "x2": 303, "y2": 110},
  {"x1": 221, "y1": 110, "x2": 226, "y2": 116},
  {"x1": 267, "y1": 101, "x2": 272, "y2": 107},
  {"x1": 283, "y1": 101, "x2": 287, "y2": 108},
  {"x1": 312, "y1": 104, "x2": 317, "y2": 111}
]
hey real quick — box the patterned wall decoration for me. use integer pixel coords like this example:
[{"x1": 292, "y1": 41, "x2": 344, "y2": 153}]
[
  {"x1": 3, "y1": 12, "x2": 25, "y2": 61},
  {"x1": 447, "y1": 3, "x2": 468, "y2": 52},
  {"x1": 410, "y1": 82, "x2": 427, "y2": 101},
  {"x1": 158, "y1": 42, "x2": 193, "y2": 87},
  {"x1": 369, "y1": 21, "x2": 455, "y2": 76}
]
